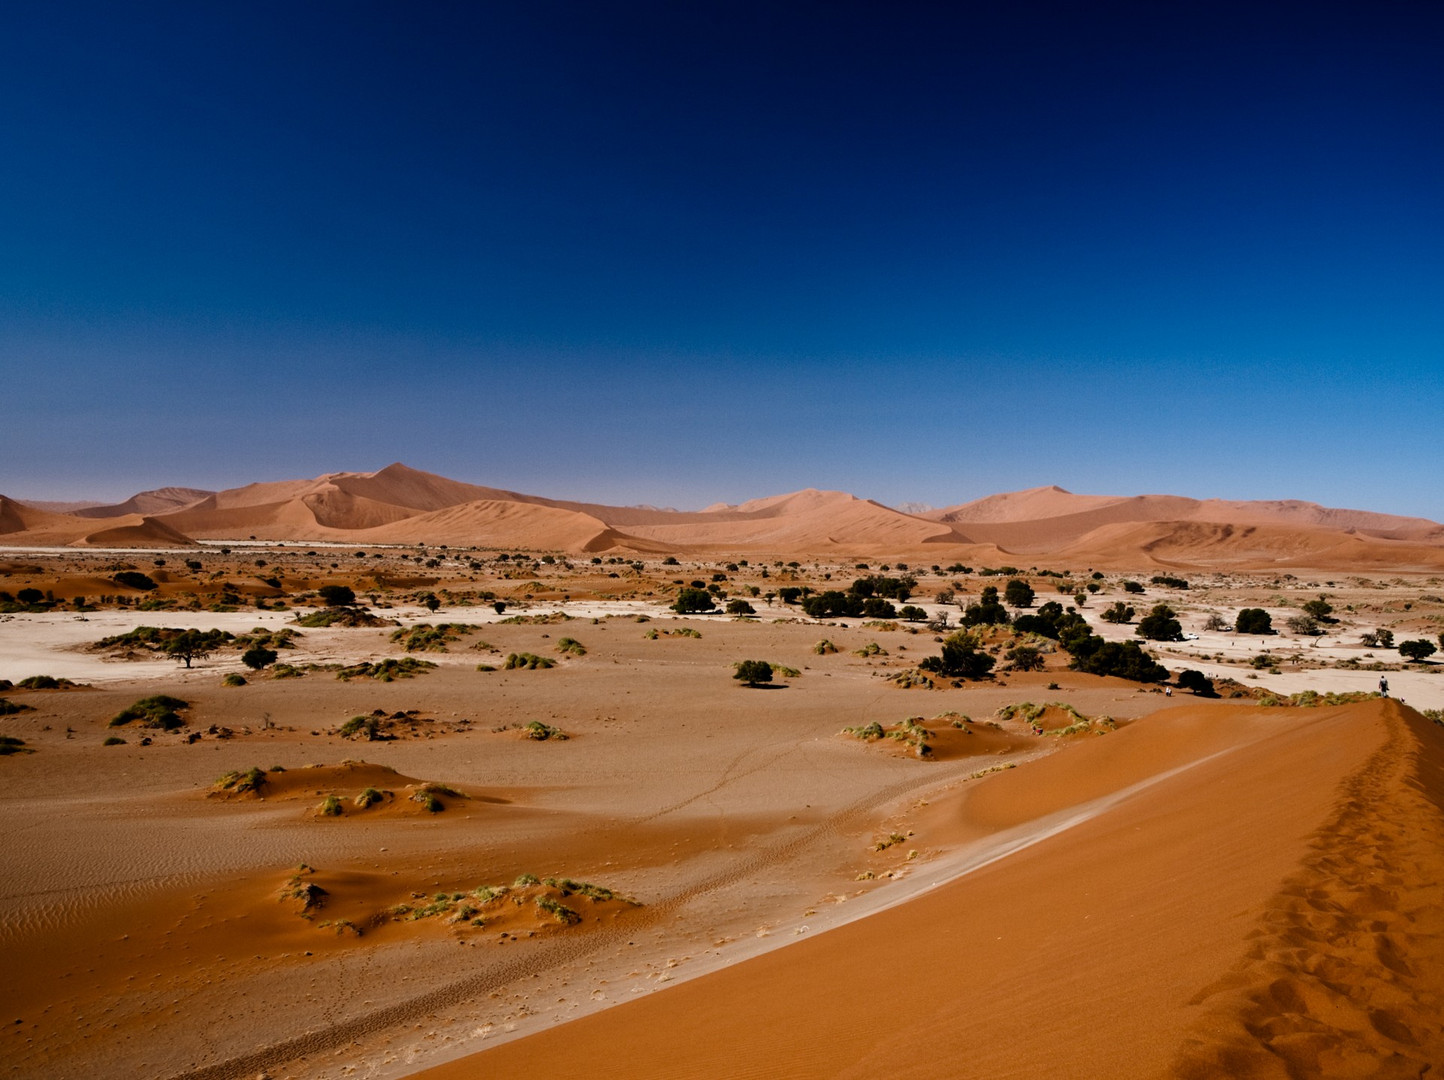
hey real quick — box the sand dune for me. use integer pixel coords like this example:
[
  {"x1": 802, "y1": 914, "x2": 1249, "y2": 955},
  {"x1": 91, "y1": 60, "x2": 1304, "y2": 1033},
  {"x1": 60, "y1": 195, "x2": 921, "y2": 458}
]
[
  {"x1": 414, "y1": 699, "x2": 1444, "y2": 1079},
  {"x1": 4, "y1": 467, "x2": 1443, "y2": 570}
]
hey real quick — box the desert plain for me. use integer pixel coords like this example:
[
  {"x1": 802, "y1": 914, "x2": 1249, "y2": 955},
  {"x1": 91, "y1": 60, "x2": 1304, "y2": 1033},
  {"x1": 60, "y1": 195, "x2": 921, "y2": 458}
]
[{"x1": 2, "y1": 466, "x2": 1444, "y2": 1079}]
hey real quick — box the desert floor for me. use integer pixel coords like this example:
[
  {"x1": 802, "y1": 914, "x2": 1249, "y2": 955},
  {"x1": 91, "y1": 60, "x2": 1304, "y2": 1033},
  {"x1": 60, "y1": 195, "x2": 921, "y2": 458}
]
[{"x1": 2, "y1": 550, "x2": 1443, "y2": 1078}]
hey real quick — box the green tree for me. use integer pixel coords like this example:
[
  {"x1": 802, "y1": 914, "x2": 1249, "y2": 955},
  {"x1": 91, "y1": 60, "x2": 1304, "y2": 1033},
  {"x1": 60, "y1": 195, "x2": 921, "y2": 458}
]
[
  {"x1": 241, "y1": 646, "x2": 278, "y2": 670},
  {"x1": 1136, "y1": 604, "x2": 1183, "y2": 642},
  {"x1": 1301, "y1": 597, "x2": 1334, "y2": 622},
  {"x1": 673, "y1": 588, "x2": 717, "y2": 614},
  {"x1": 1003, "y1": 579, "x2": 1035, "y2": 608},
  {"x1": 919, "y1": 633, "x2": 996, "y2": 679},
  {"x1": 318, "y1": 584, "x2": 356, "y2": 607},
  {"x1": 1398, "y1": 639, "x2": 1437, "y2": 662},
  {"x1": 733, "y1": 660, "x2": 773, "y2": 687},
  {"x1": 725, "y1": 599, "x2": 755, "y2": 615},
  {"x1": 1176, "y1": 669, "x2": 1215, "y2": 696},
  {"x1": 1235, "y1": 608, "x2": 1273, "y2": 635},
  {"x1": 1100, "y1": 601, "x2": 1135, "y2": 624},
  {"x1": 420, "y1": 593, "x2": 441, "y2": 614},
  {"x1": 961, "y1": 586, "x2": 1010, "y2": 627},
  {"x1": 163, "y1": 629, "x2": 225, "y2": 668}
]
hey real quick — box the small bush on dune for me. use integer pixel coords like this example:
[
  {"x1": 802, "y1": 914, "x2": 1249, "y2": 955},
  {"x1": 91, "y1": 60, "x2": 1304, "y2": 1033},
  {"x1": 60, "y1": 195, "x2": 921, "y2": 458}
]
[
  {"x1": 813, "y1": 639, "x2": 838, "y2": 655},
  {"x1": 222, "y1": 673, "x2": 247, "y2": 687},
  {"x1": 354, "y1": 787, "x2": 385, "y2": 809},
  {"x1": 555, "y1": 637, "x2": 586, "y2": 656},
  {"x1": 0, "y1": 698, "x2": 35, "y2": 716},
  {"x1": 102, "y1": 735, "x2": 125, "y2": 746},
  {"x1": 319, "y1": 795, "x2": 344, "y2": 816},
  {"x1": 524, "y1": 720, "x2": 568, "y2": 741},
  {"x1": 337, "y1": 658, "x2": 437, "y2": 682},
  {"x1": 16, "y1": 675, "x2": 79, "y2": 690},
  {"x1": 214, "y1": 766, "x2": 268, "y2": 794},
  {"x1": 0, "y1": 735, "x2": 34, "y2": 755}
]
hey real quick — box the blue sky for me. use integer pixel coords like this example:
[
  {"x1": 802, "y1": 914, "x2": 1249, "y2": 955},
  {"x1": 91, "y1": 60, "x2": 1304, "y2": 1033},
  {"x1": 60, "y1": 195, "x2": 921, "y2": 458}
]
[{"x1": 3, "y1": 1, "x2": 1442, "y2": 518}]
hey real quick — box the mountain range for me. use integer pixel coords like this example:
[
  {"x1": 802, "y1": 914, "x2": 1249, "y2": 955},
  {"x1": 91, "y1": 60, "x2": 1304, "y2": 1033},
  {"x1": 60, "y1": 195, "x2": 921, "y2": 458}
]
[{"x1": 4, "y1": 463, "x2": 1443, "y2": 570}]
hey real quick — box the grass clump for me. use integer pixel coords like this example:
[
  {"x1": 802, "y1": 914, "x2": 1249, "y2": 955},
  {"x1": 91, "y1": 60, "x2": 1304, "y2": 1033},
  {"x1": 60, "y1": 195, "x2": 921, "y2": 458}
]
[
  {"x1": 102, "y1": 735, "x2": 126, "y2": 746},
  {"x1": 499, "y1": 613, "x2": 575, "y2": 625},
  {"x1": 215, "y1": 766, "x2": 268, "y2": 794},
  {"x1": 0, "y1": 697, "x2": 35, "y2": 716},
  {"x1": 536, "y1": 896, "x2": 582, "y2": 925},
  {"x1": 411, "y1": 792, "x2": 444, "y2": 813},
  {"x1": 319, "y1": 794, "x2": 344, "y2": 816},
  {"x1": 233, "y1": 627, "x2": 299, "y2": 651},
  {"x1": 221, "y1": 672, "x2": 247, "y2": 687},
  {"x1": 771, "y1": 663, "x2": 801, "y2": 678},
  {"x1": 813, "y1": 639, "x2": 838, "y2": 654},
  {"x1": 524, "y1": 720, "x2": 569, "y2": 741},
  {"x1": 338, "y1": 715, "x2": 385, "y2": 740},
  {"x1": 841, "y1": 721, "x2": 885, "y2": 740},
  {"x1": 555, "y1": 636, "x2": 586, "y2": 656},
  {"x1": 0, "y1": 735, "x2": 35, "y2": 755},
  {"x1": 110, "y1": 694, "x2": 190, "y2": 730},
  {"x1": 503, "y1": 652, "x2": 555, "y2": 670},
  {"x1": 390, "y1": 623, "x2": 475, "y2": 652},
  {"x1": 354, "y1": 787, "x2": 385, "y2": 809},
  {"x1": 853, "y1": 642, "x2": 887, "y2": 657},
  {"x1": 337, "y1": 657, "x2": 437, "y2": 682},
  {"x1": 16, "y1": 675, "x2": 79, "y2": 690}
]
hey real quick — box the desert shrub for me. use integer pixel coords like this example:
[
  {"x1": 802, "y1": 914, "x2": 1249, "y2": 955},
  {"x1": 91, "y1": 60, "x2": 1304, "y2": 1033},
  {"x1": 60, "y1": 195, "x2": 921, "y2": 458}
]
[
  {"x1": 1399, "y1": 639, "x2": 1437, "y2": 662},
  {"x1": 339, "y1": 715, "x2": 384, "y2": 740},
  {"x1": 337, "y1": 658, "x2": 437, "y2": 681},
  {"x1": 1136, "y1": 604, "x2": 1183, "y2": 641},
  {"x1": 222, "y1": 673, "x2": 247, "y2": 687},
  {"x1": 1100, "y1": 601, "x2": 1135, "y2": 624},
  {"x1": 1150, "y1": 575, "x2": 1189, "y2": 589},
  {"x1": 319, "y1": 795, "x2": 344, "y2": 816},
  {"x1": 1235, "y1": 608, "x2": 1274, "y2": 634},
  {"x1": 110, "y1": 694, "x2": 190, "y2": 729},
  {"x1": 854, "y1": 641, "x2": 887, "y2": 657},
  {"x1": 725, "y1": 599, "x2": 755, "y2": 615},
  {"x1": 113, "y1": 571, "x2": 157, "y2": 591},
  {"x1": 215, "y1": 766, "x2": 268, "y2": 793},
  {"x1": 535, "y1": 896, "x2": 582, "y2": 925},
  {"x1": 813, "y1": 639, "x2": 838, "y2": 654},
  {"x1": 1004, "y1": 644, "x2": 1046, "y2": 671},
  {"x1": 503, "y1": 652, "x2": 555, "y2": 670},
  {"x1": 354, "y1": 787, "x2": 385, "y2": 808},
  {"x1": 410, "y1": 791, "x2": 444, "y2": 812},
  {"x1": 1203, "y1": 614, "x2": 1229, "y2": 631},
  {"x1": 16, "y1": 675, "x2": 78, "y2": 690},
  {"x1": 0, "y1": 698, "x2": 34, "y2": 715},
  {"x1": 0, "y1": 735, "x2": 34, "y2": 755},
  {"x1": 777, "y1": 587, "x2": 802, "y2": 605},
  {"x1": 1176, "y1": 669, "x2": 1216, "y2": 696},
  {"x1": 1286, "y1": 614, "x2": 1322, "y2": 636},
  {"x1": 1360, "y1": 629, "x2": 1395, "y2": 648},
  {"x1": 1121, "y1": 580, "x2": 1145, "y2": 594},
  {"x1": 898, "y1": 605, "x2": 927, "y2": 621},
  {"x1": 390, "y1": 623, "x2": 474, "y2": 652},
  {"x1": 842, "y1": 721, "x2": 885, "y2": 740},
  {"x1": 733, "y1": 659, "x2": 773, "y2": 686},
  {"x1": 102, "y1": 735, "x2": 125, "y2": 746},
  {"x1": 555, "y1": 636, "x2": 586, "y2": 655},
  {"x1": 524, "y1": 720, "x2": 568, "y2": 740}
]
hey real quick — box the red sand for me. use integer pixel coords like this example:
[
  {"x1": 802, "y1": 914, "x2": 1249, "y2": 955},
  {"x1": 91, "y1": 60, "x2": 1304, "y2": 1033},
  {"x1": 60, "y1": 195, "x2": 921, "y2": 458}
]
[{"x1": 413, "y1": 699, "x2": 1444, "y2": 1079}]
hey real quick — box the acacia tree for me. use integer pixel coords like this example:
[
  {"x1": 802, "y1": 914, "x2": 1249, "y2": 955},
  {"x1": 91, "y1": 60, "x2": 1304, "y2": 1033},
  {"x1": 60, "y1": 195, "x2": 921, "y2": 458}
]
[
  {"x1": 1100, "y1": 601, "x2": 1135, "y2": 624},
  {"x1": 1235, "y1": 608, "x2": 1273, "y2": 634},
  {"x1": 1399, "y1": 639, "x2": 1437, "y2": 663},
  {"x1": 1136, "y1": 604, "x2": 1183, "y2": 642},
  {"x1": 1003, "y1": 579, "x2": 1035, "y2": 608},
  {"x1": 163, "y1": 629, "x2": 226, "y2": 668}
]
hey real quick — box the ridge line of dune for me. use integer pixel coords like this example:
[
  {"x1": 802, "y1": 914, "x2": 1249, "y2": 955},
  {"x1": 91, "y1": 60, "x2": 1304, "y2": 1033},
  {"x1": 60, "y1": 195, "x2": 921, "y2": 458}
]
[{"x1": 1169, "y1": 702, "x2": 1444, "y2": 1074}]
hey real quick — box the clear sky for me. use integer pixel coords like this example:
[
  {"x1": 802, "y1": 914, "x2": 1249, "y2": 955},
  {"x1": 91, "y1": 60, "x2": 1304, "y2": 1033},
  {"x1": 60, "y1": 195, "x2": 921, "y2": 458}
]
[{"x1": 3, "y1": 1, "x2": 1441, "y2": 518}]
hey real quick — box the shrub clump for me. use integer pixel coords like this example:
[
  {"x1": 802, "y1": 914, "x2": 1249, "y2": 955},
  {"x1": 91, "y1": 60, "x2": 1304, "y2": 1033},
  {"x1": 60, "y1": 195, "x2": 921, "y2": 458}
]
[
  {"x1": 0, "y1": 735, "x2": 35, "y2": 755},
  {"x1": 555, "y1": 637, "x2": 586, "y2": 656},
  {"x1": 503, "y1": 652, "x2": 555, "y2": 670},
  {"x1": 337, "y1": 658, "x2": 437, "y2": 682},
  {"x1": 390, "y1": 623, "x2": 475, "y2": 652},
  {"x1": 524, "y1": 720, "x2": 569, "y2": 741},
  {"x1": 0, "y1": 697, "x2": 35, "y2": 716},
  {"x1": 110, "y1": 695, "x2": 190, "y2": 730},
  {"x1": 214, "y1": 766, "x2": 269, "y2": 794}
]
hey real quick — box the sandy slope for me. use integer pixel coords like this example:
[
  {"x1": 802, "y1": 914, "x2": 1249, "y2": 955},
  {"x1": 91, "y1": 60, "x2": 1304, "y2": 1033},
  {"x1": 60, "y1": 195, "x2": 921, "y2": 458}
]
[
  {"x1": 8, "y1": 465, "x2": 1442, "y2": 568},
  {"x1": 412, "y1": 699, "x2": 1444, "y2": 1079}
]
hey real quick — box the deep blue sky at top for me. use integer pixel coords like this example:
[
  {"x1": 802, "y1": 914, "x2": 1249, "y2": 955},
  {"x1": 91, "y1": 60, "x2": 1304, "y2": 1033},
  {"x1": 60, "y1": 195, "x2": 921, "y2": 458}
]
[{"x1": 3, "y1": 1, "x2": 1441, "y2": 517}]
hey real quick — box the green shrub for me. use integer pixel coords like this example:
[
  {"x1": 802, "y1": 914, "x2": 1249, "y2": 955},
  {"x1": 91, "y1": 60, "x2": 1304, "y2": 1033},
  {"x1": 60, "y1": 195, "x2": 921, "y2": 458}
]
[
  {"x1": 222, "y1": 672, "x2": 247, "y2": 687},
  {"x1": 16, "y1": 675, "x2": 78, "y2": 690},
  {"x1": 215, "y1": 766, "x2": 268, "y2": 793},
  {"x1": 337, "y1": 658, "x2": 437, "y2": 681},
  {"x1": 0, "y1": 698, "x2": 35, "y2": 716},
  {"x1": 113, "y1": 571, "x2": 157, "y2": 591},
  {"x1": 354, "y1": 787, "x2": 385, "y2": 808},
  {"x1": 672, "y1": 588, "x2": 717, "y2": 614},
  {"x1": 814, "y1": 639, "x2": 838, "y2": 654},
  {"x1": 102, "y1": 736, "x2": 125, "y2": 746},
  {"x1": 319, "y1": 795, "x2": 344, "y2": 816},
  {"x1": 339, "y1": 715, "x2": 383, "y2": 740},
  {"x1": 110, "y1": 695, "x2": 190, "y2": 729},
  {"x1": 733, "y1": 660, "x2": 773, "y2": 686},
  {"x1": 524, "y1": 720, "x2": 568, "y2": 741},
  {"x1": 1235, "y1": 608, "x2": 1273, "y2": 634},
  {"x1": 555, "y1": 637, "x2": 586, "y2": 656},
  {"x1": 503, "y1": 652, "x2": 555, "y2": 670}
]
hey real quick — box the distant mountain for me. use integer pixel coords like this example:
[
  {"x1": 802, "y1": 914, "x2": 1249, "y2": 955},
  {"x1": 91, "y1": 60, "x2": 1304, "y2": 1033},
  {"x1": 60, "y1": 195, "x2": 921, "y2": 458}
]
[{"x1": 3, "y1": 465, "x2": 1442, "y2": 570}]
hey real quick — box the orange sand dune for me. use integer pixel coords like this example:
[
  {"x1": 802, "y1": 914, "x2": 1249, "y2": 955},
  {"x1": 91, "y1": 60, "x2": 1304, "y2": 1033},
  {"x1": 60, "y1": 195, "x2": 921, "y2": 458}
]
[
  {"x1": 0, "y1": 496, "x2": 196, "y2": 548},
  {"x1": 414, "y1": 699, "x2": 1444, "y2": 1079},
  {"x1": 69, "y1": 486, "x2": 214, "y2": 519}
]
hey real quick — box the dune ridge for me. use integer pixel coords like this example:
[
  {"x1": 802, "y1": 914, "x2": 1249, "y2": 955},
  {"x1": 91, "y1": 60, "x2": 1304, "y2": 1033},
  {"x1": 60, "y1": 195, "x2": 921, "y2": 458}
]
[
  {"x1": 4, "y1": 465, "x2": 1443, "y2": 569},
  {"x1": 409, "y1": 699, "x2": 1444, "y2": 1079}
]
